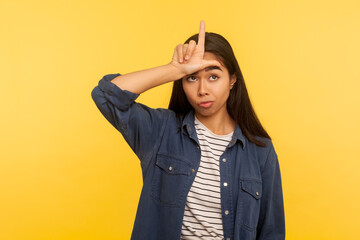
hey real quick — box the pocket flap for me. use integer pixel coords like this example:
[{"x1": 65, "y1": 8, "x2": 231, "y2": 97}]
[
  {"x1": 240, "y1": 180, "x2": 262, "y2": 199},
  {"x1": 155, "y1": 154, "x2": 191, "y2": 175}
]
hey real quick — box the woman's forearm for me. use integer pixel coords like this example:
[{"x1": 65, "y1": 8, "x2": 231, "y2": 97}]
[{"x1": 110, "y1": 63, "x2": 184, "y2": 94}]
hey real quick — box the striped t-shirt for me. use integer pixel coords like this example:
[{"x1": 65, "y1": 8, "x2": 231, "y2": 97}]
[{"x1": 181, "y1": 116, "x2": 234, "y2": 240}]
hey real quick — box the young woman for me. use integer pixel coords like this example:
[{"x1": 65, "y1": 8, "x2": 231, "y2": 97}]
[{"x1": 91, "y1": 21, "x2": 285, "y2": 240}]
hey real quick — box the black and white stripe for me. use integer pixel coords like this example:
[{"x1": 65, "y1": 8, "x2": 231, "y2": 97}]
[{"x1": 181, "y1": 117, "x2": 233, "y2": 240}]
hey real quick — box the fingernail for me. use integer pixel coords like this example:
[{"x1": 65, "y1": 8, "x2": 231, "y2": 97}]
[
  {"x1": 185, "y1": 55, "x2": 189, "y2": 60},
  {"x1": 179, "y1": 58, "x2": 183, "y2": 63}
]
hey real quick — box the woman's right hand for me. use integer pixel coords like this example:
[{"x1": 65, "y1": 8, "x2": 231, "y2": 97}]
[{"x1": 170, "y1": 20, "x2": 222, "y2": 76}]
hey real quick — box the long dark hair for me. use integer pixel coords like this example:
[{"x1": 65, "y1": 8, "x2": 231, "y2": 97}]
[{"x1": 168, "y1": 32, "x2": 271, "y2": 147}]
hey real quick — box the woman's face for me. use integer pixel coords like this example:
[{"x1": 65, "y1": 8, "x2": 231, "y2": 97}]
[{"x1": 182, "y1": 52, "x2": 236, "y2": 120}]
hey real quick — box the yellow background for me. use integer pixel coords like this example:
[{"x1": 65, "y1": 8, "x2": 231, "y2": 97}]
[{"x1": 1, "y1": 0, "x2": 360, "y2": 239}]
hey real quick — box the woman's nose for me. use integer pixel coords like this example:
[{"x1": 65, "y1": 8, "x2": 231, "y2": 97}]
[{"x1": 197, "y1": 78, "x2": 209, "y2": 96}]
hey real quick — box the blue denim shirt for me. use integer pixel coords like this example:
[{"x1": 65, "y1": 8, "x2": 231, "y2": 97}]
[{"x1": 91, "y1": 73, "x2": 285, "y2": 240}]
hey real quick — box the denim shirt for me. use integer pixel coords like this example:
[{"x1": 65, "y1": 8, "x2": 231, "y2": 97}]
[{"x1": 91, "y1": 73, "x2": 285, "y2": 240}]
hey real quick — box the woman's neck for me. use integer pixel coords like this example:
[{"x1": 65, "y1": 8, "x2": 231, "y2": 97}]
[{"x1": 195, "y1": 111, "x2": 236, "y2": 135}]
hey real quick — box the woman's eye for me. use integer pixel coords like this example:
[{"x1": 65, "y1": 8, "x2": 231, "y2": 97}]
[
  {"x1": 187, "y1": 76, "x2": 197, "y2": 82},
  {"x1": 209, "y1": 75, "x2": 218, "y2": 81}
]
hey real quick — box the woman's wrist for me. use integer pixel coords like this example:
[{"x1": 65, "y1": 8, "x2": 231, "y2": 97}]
[{"x1": 165, "y1": 62, "x2": 186, "y2": 81}]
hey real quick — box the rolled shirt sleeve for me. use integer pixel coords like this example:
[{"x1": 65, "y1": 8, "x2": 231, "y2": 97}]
[{"x1": 91, "y1": 73, "x2": 169, "y2": 168}]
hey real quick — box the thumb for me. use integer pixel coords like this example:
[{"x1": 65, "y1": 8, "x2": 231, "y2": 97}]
[{"x1": 201, "y1": 59, "x2": 222, "y2": 69}]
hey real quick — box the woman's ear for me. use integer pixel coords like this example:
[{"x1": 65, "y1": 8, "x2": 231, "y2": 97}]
[{"x1": 230, "y1": 74, "x2": 237, "y2": 89}]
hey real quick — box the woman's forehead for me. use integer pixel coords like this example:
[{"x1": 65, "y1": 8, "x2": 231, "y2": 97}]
[
  {"x1": 204, "y1": 52, "x2": 226, "y2": 67},
  {"x1": 203, "y1": 52, "x2": 218, "y2": 60},
  {"x1": 188, "y1": 66, "x2": 223, "y2": 76}
]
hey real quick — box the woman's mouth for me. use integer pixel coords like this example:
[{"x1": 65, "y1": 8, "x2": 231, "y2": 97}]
[{"x1": 199, "y1": 101, "x2": 213, "y2": 108}]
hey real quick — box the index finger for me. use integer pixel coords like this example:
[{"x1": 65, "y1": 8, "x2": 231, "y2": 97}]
[{"x1": 197, "y1": 20, "x2": 205, "y2": 51}]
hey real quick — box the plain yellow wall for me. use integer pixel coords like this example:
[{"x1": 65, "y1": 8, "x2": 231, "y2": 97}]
[{"x1": 1, "y1": 0, "x2": 360, "y2": 239}]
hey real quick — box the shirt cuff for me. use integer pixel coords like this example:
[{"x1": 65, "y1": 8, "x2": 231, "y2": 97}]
[{"x1": 98, "y1": 73, "x2": 140, "y2": 111}]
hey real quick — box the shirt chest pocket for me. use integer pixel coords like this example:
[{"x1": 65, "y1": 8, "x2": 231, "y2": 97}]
[
  {"x1": 151, "y1": 153, "x2": 193, "y2": 207},
  {"x1": 238, "y1": 179, "x2": 262, "y2": 232}
]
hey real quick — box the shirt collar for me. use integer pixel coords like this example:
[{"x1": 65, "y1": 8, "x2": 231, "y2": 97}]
[{"x1": 181, "y1": 110, "x2": 246, "y2": 150}]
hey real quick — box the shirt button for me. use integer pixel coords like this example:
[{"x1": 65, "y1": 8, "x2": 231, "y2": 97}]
[
  {"x1": 168, "y1": 166, "x2": 173, "y2": 171},
  {"x1": 223, "y1": 182, "x2": 228, "y2": 187},
  {"x1": 191, "y1": 169, "x2": 195, "y2": 173},
  {"x1": 226, "y1": 238, "x2": 231, "y2": 240},
  {"x1": 256, "y1": 191, "x2": 259, "y2": 196},
  {"x1": 222, "y1": 158, "x2": 227, "y2": 163},
  {"x1": 196, "y1": 146, "x2": 199, "y2": 149},
  {"x1": 224, "y1": 210, "x2": 229, "y2": 215}
]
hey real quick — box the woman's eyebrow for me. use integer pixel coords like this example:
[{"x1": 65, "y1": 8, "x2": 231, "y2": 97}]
[{"x1": 190, "y1": 66, "x2": 223, "y2": 75}]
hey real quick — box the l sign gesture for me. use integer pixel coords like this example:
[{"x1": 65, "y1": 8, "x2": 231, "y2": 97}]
[{"x1": 171, "y1": 20, "x2": 221, "y2": 76}]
